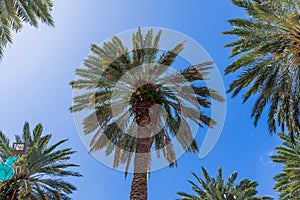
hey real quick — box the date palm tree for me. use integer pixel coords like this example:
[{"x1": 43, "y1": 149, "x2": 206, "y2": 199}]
[
  {"x1": 0, "y1": 0, "x2": 54, "y2": 60},
  {"x1": 177, "y1": 167, "x2": 273, "y2": 200},
  {"x1": 224, "y1": 0, "x2": 300, "y2": 140},
  {"x1": 271, "y1": 133, "x2": 300, "y2": 199},
  {"x1": 0, "y1": 122, "x2": 82, "y2": 199},
  {"x1": 70, "y1": 28, "x2": 224, "y2": 200}
]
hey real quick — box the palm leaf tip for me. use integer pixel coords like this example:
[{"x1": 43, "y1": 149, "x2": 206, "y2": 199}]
[{"x1": 0, "y1": 0, "x2": 54, "y2": 61}]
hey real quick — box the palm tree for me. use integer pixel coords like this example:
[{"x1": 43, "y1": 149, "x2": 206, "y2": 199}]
[
  {"x1": 0, "y1": 0, "x2": 54, "y2": 59},
  {"x1": 271, "y1": 133, "x2": 300, "y2": 199},
  {"x1": 177, "y1": 167, "x2": 273, "y2": 200},
  {"x1": 70, "y1": 28, "x2": 224, "y2": 200},
  {"x1": 0, "y1": 122, "x2": 82, "y2": 199},
  {"x1": 224, "y1": 0, "x2": 300, "y2": 140}
]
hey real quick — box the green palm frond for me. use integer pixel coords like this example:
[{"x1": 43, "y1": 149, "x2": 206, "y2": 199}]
[
  {"x1": 177, "y1": 166, "x2": 273, "y2": 200},
  {"x1": 271, "y1": 133, "x2": 300, "y2": 199},
  {"x1": 0, "y1": 0, "x2": 54, "y2": 60},
  {"x1": 71, "y1": 28, "x2": 224, "y2": 173},
  {"x1": 225, "y1": 0, "x2": 300, "y2": 139},
  {"x1": 0, "y1": 122, "x2": 82, "y2": 199}
]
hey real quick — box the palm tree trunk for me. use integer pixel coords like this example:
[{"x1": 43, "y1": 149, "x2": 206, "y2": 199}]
[{"x1": 130, "y1": 126, "x2": 153, "y2": 200}]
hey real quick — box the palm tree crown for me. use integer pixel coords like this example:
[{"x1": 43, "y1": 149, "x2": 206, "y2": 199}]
[
  {"x1": 177, "y1": 167, "x2": 273, "y2": 200},
  {"x1": 271, "y1": 133, "x2": 300, "y2": 199},
  {"x1": 224, "y1": 0, "x2": 300, "y2": 139},
  {"x1": 70, "y1": 28, "x2": 224, "y2": 200},
  {"x1": 0, "y1": 122, "x2": 82, "y2": 199}
]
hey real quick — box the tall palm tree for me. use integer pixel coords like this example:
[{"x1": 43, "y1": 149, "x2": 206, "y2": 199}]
[
  {"x1": 0, "y1": 0, "x2": 54, "y2": 59},
  {"x1": 70, "y1": 28, "x2": 224, "y2": 200},
  {"x1": 177, "y1": 167, "x2": 273, "y2": 200},
  {"x1": 271, "y1": 133, "x2": 300, "y2": 199},
  {"x1": 0, "y1": 122, "x2": 82, "y2": 199},
  {"x1": 224, "y1": 0, "x2": 300, "y2": 140}
]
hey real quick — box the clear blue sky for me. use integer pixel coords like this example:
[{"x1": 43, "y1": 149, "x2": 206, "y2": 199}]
[{"x1": 0, "y1": 0, "x2": 282, "y2": 199}]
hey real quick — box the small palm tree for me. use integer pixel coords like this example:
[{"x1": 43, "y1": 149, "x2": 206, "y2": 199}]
[
  {"x1": 70, "y1": 28, "x2": 224, "y2": 200},
  {"x1": 0, "y1": 0, "x2": 54, "y2": 59},
  {"x1": 271, "y1": 133, "x2": 300, "y2": 199},
  {"x1": 0, "y1": 122, "x2": 82, "y2": 199},
  {"x1": 177, "y1": 167, "x2": 273, "y2": 200},
  {"x1": 224, "y1": 0, "x2": 300, "y2": 140}
]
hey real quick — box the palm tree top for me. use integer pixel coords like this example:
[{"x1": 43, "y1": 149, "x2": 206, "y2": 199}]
[
  {"x1": 0, "y1": 122, "x2": 82, "y2": 200},
  {"x1": 70, "y1": 27, "x2": 224, "y2": 175},
  {"x1": 177, "y1": 166, "x2": 273, "y2": 200},
  {"x1": 224, "y1": 0, "x2": 300, "y2": 139}
]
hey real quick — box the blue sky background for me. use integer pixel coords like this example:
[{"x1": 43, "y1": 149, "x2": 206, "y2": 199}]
[{"x1": 0, "y1": 0, "x2": 282, "y2": 199}]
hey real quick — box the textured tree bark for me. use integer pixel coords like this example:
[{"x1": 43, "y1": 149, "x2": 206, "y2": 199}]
[
  {"x1": 130, "y1": 126, "x2": 153, "y2": 200},
  {"x1": 129, "y1": 83, "x2": 158, "y2": 200}
]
